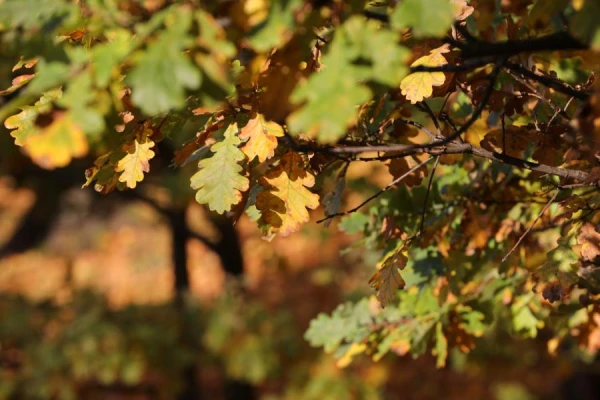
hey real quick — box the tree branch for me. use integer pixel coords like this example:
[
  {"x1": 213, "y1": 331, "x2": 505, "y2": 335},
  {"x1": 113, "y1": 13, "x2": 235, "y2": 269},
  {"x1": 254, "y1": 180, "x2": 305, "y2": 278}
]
[
  {"x1": 504, "y1": 62, "x2": 589, "y2": 100},
  {"x1": 303, "y1": 139, "x2": 593, "y2": 184},
  {"x1": 460, "y1": 31, "x2": 587, "y2": 58},
  {"x1": 316, "y1": 157, "x2": 433, "y2": 223}
]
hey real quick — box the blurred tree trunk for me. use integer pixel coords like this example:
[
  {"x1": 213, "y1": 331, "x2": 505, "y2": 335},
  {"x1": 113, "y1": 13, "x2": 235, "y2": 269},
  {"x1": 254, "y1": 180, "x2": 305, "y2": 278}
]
[{"x1": 170, "y1": 210, "x2": 256, "y2": 400}]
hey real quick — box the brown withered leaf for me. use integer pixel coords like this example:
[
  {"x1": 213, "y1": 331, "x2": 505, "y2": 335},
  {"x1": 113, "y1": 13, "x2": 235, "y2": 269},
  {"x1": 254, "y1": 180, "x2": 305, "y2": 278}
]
[
  {"x1": 369, "y1": 250, "x2": 407, "y2": 307},
  {"x1": 532, "y1": 131, "x2": 564, "y2": 166},
  {"x1": 579, "y1": 223, "x2": 600, "y2": 262},
  {"x1": 387, "y1": 156, "x2": 428, "y2": 187},
  {"x1": 258, "y1": 37, "x2": 314, "y2": 123},
  {"x1": 481, "y1": 126, "x2": 536, "y2": 158}
]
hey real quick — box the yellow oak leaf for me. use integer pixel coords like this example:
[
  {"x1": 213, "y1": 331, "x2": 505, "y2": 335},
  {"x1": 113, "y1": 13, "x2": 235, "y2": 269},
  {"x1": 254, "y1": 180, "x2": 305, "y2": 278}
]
[
  {"x1": 369, "y1": 250, "x2": 407, "y2": 307},
  {"x1": 21, "y1": 111, "x2": 88, "y2": 169},
  {"x1": 463, "y1": 115, "x2": 489, "y2": 146},
  {"x1": 400, "y1": 49, "x2": 448, "y2": 104},
  {"x1": 116, "y1": 139, "x2": 156, "y2": 189},
  {"x1": 239, "y1": 113, "x2": 284, "y2": 162},
  {"x1": 256, "y1": 152, "x2": 320, "y2": 238}
]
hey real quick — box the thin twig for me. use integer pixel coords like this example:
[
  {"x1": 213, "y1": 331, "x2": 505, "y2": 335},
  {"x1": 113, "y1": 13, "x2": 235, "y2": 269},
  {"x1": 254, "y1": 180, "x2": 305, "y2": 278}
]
[
  {"x1": 417, "y1": 102, "x2": 442, "y2": 138},
  {"x1": 418, "y1": 156, "x2": 440, "y2": 235},
  {"x1": 501, "y1": 189, "x2": 560, "y2": 263},
  {"x1": 501, "y1": 113, "x2": 506, "y2": 155},
  {"x1": 548, "y1": 96, "x2": 575, "y2": 128},
  {"x1": 317, "y1": 157, "x2": 434, "y2": 223}
]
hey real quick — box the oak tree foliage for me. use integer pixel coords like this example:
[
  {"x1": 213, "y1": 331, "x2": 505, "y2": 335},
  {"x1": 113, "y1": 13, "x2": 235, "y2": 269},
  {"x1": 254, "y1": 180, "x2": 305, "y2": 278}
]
[{"x1": 4, "y1": 0, "x2": 600, "y2": 370}]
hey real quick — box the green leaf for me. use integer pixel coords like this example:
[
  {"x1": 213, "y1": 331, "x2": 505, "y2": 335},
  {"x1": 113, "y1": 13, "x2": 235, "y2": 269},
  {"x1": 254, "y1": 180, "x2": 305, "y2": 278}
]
[
  {"x1": 288, "y1": 17, "x2": 408, "y2": 142},
  {"x1": 287, "y1": 19, "x2": 371, "y2": 143},
  {"x1": 4, "y1": 88, "x2": 63, "y2": 145},
  {"x1": 391, "y1": 0, "x2": 455, "y2": 38},
  {"x1": 190, "y1": 123, "x2": 250, "y2": 213},
  {"x1": 511, "y1": 294, "x2": 541, "y2": 338},
  {"x1": 433, "y1": 321, "x2": 448, "y2": 368},
  {"x1": 248, "y1": 0, "x2": 303, "y2": 52},
  {"x1": 57, "y1": 71, "x2": 106, "y2": 135},
  {"x1": 571, "y1": 0, "x2": 600, "y2": 49},
  {"x1": 305, "y1": 313, "x2": 349, "y2": 354},
  {"x1": 339, "y1": 212, "x2": 369, "y2": 234},
  {"x1": 304, "y1": 300, "x2": 371, "y2": 353},
  {"x1": 342, "y1": 17, "x2": 409, "y2": 86},
  {"x1": 91, "y1": 29, "x2": 132, "y2": 88},
  {"x1": 0, "y1": 0, "x2": 74, "y2": 31},
  {"x1": 127, "y1": 11, "x2": 201, "y2": 115},
  {"x1": 25, "y1": 61, "x2": 70, "y2": 95},
  {"x1": 458, "y1": 307, "x2": 486, "y2": 337}
]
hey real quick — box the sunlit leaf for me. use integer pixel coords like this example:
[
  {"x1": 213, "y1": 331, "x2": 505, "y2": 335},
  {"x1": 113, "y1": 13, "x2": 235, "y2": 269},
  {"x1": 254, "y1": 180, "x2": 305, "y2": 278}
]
[
  {"x1": 191, "y1": 123, "x2": 250, "y2": 213},
  {"x1": 256, "y1": 152, "x2": 320, "y2": 237},
  {"x1": 116, "y1": 139, "x2": 156, "y2": 189}
]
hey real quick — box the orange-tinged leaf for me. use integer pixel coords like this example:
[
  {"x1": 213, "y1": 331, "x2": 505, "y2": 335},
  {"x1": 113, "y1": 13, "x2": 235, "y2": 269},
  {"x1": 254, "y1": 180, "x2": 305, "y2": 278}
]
[
  {"x1": 0, "y1": 74, "x2": 35, "y2": 95},
  {"x1": 116, "y1": 139, "x2": 156, "y2": 189},
  {"x1": 20, "y1": 111, "x2": 88, "y2": 169},
  {"x1": 239, "y1": 113, "x2": 284, "y2": 162},
  {"x1": 369, "y1": 250, "x2": 407, "y2": 307},
  {"x1": 400, "y1": 48, "x2": 447, "y2": 104},
  {"x1": 256, "y1": 152, "x2": 320, "y2": 237}
]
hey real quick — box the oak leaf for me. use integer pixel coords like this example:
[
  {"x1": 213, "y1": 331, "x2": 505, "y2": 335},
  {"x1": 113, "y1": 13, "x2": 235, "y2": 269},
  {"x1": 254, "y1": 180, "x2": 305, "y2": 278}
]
[
  {"x1": 579, "y1": 223, "x2": 600, "y2": 262},
  {"x1": 191, "y1": 123, "x2": 250, "y2": 213},
  {"x1": 369, "y1": 250, "x2": 407, "y2": 307},
  {"x1": 4, "y1": 88, "x2": 63, "y2": 146},
  {"x1": 239, "y1": 113, "x2": 284, "y2": 162},
  {"x1": 256, "y1": 152, "x2": 320, "y2": 237},
  {"x1": 116, "y1": 139, "x2": 156, "y2": 189},
  {"x1": 387, "y1": 156, "x2": 428, "y2": 187},
  {"x1": 22, "y1": 111, "x2": 88, "y2": 169},
  {"x1": 400, "y1": 47, "x2": 448, "y2": 104},
  {"x1": 480, "y1": 126, "x2": 535, "y2": 158}
]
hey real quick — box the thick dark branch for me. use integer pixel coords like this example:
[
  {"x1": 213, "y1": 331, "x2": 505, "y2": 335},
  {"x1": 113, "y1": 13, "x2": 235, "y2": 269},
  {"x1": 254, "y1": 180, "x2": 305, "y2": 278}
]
[
  {"x1": 504, "y1": 62, "x2": 589, "y2": 100},
  {"x1": 460, "y1": 31, "x2": 587, "y2": 58}
]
